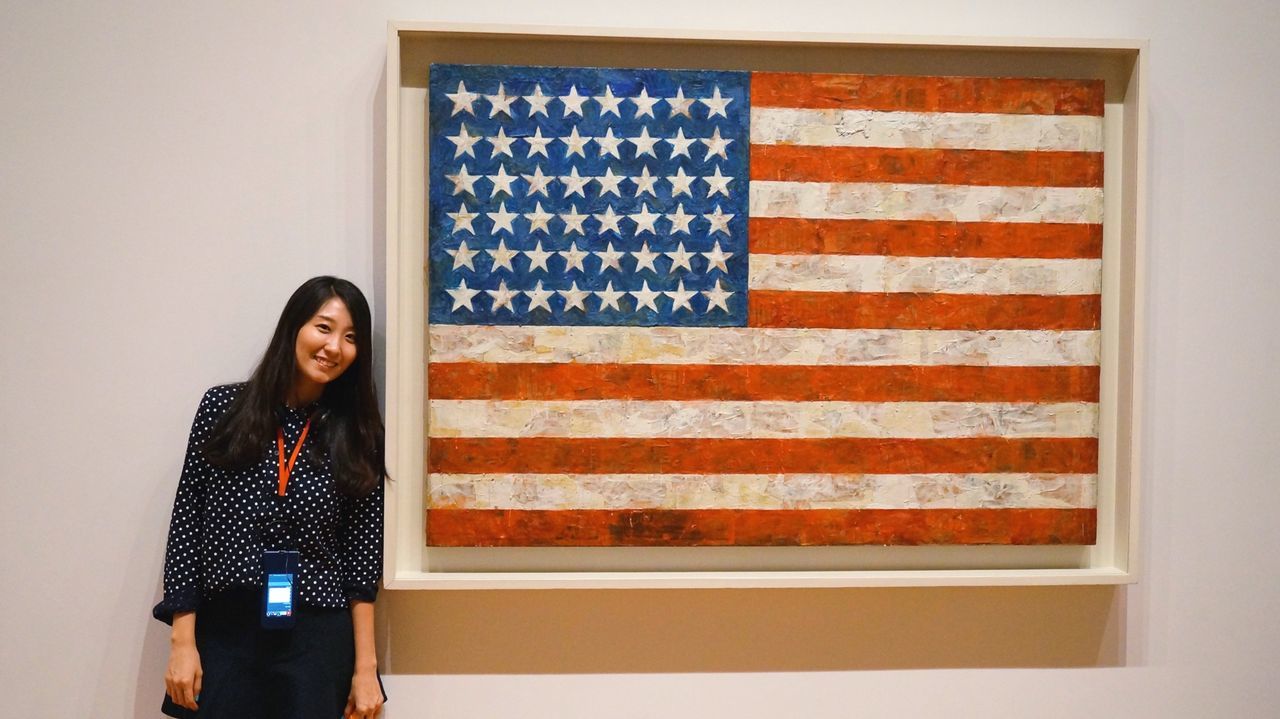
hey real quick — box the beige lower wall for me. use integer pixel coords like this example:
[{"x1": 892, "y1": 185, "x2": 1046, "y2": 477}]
[{"x1": 381, "y1": 586, "x2": 1126, "y2": 673}]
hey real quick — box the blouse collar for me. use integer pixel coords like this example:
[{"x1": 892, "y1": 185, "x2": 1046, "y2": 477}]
[{"x1": 275, "y1": 401, "x2": 319, "y2": 424}]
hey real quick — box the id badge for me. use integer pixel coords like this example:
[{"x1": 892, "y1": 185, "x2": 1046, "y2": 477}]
[{"x1": 261, "y1": 550, "x2": 300, "y2": 629}]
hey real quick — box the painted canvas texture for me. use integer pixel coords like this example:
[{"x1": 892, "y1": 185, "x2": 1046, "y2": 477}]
[{"x1": 424, "y1": 63, "x2": 1104, "y2": 547}]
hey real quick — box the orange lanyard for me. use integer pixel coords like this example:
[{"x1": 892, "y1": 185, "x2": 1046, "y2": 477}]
[{"x1": 275, "y1": 418, "x2": 312, "y2": 497}]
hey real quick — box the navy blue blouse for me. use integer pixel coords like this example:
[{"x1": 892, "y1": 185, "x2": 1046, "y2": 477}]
[{"x1": 153, "y1": 384, "x2": 383, "y2": 623}]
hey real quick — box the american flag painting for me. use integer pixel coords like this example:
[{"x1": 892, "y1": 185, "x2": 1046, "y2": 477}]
[{"x1": 425, "y1": 63, "x2": 1103, "y2": 547}]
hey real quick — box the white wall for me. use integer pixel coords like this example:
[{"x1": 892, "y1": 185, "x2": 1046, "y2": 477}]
[{"x1": 2, "y1": 1, "x2": 1278, "y2": 717}]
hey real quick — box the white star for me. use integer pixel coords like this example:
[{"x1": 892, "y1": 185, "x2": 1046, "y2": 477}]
[
  {"x1": 445, "y1": 164, "x2": 480, "y2": 196},
  {"x1": 667, "y1": 167, "x2": 696, "y2": 197},
  {"x1": 446, "y1": 204, "x2": 478, "y2": 234},
  {"x1": 521, "y1": 240, "x2": 552, "y2": 273},
  {"x1": 559, "y1": 126, "x2": 590, "y2": 158},
  {"x1": 595, "y1": 167, "x2": 625, "y2": 197},
  {"x1": 557, "y1": 242, "x2": 590, "y2": 273},
  {"x1": 524, "y1": 127, "x2": 552, "y2": 158},
  {"x1": 665, "y1": 203, "x2": 695, "y2": 235},
  {"x1": 485, "y1": 201, "x2": 518, "y2": 235},
  {"x1": 594, "y1": 242, "x2": 625, "y2": 272},
  {"x1": 666, "y1": 86, "x2": 694, "y2": 118},
  {"x1": 705, "y1": 205, "x2": 734, "y2": 235},
  {"x1": 487, "y1": 127, "x2": 516, "y2": 157},
  {"x1": 701, "y1": 240, "x2": 733, "y2": 273},
  {"x1": 665, "y1": 279, "x2": 696, "y2": 313},
  {"x1": 445, "y1": 81, "x2": 478, "y2": 116},
  {"x1": 559, "y1": 204, "x2": 588, "y2": 235},
  {"x1": 521, "y1": 166, "x2": 554, "y2": 196},
  {"x1": 559, "y1": 85, "x2": 588, "y2": 117},
  {"x1": 702, "y1": 279, "x2": 734, "y2": 313},
  {"x1": 627, "y1": 126, "x2": 659, "y2": 158},
  {"x1": 698, "y1": 86, "x2": 733, "y2": 118},
  {"x1": 522, "y1": 280, "x2": 555, "y2": 313},
  {"x1": 664, "y1": 242, "x2": 695, "y2": 273},
  {"x1": 629, "y1": 166, "x2": 658, "y2": 197},
  {"x1": 631, "y1": 87, "x2": 660, "y2": 118},
  {"x1": 485, "y1": 280, "x2": 519, "y2": 313},
  {"x1": 485, "y1": 83, "x2": 516, "y2": 118},
  {"x1": 560, "y1": 166, "x2": 591, "y2": 198},
  {"x1": 594, "y1": 281, "x2": 626, "y2": 312},
  {"x1": 485, "y1": 238, "x2": 518, "y2": 273},
  {"x1": 630, "y1": 281, "x2": 662, "y2": 312},
  {"x1": 523, "y1": 85, "x2": 552, "y2": 116},
  {"x1": 594, "y1": 86, "x2": 624, "y2": 117},
  {"x1": 523, "y1": 202, "x2": 555, "y2": 234},
  {"x1": 665, "y1": 127, "x2": 696, "y2": 159},
  {"x1": 702, "y1": 165, "x2": 733, "y2": 197},
  {"x1": 446, "y1": 124, "x2": 480, "y2": 158},
  {"x1": 487, "y1": 165, "x2": 517, "y2": 197},
  {"x1": 593, "y1": 205, "x2": 624, "y2": 235},
  {"x1": 595, "y1": 128, "x2": 623, "y2": 159},
  {"x1": 629, "y1": 203, "x2": 661, "y2": 235},
  {"x1": 446, "y1": 279, "x2": 480, "y2": 312},
  {"x1": 700, "y1": 127, "x2": 734, "y2": 161},
  {"x1": 558, "y1": 281, "x2": 590, "y2": 312},
  {"x1": 446, "y1": 240, "x2": 479, "y2": 271},
  {"x1": 630, "y1": 241, "x2": 659, "y2": 273}
]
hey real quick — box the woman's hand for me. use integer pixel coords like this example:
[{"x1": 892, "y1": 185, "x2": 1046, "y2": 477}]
[
  {"x1": 344, "y1": 667, "x2": 384, "y2": 718},
  {"x1": 165, "y1": 611, "x2": 201, "y2": 710},
  {"x1": 346, "y1": 600, "x2": 382, "y2": 717}
]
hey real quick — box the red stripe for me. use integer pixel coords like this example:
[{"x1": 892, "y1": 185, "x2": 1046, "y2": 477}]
[
  {"x1": 749, "y1": 291, "x2": 1102, "y2": 330},
  {"x1": 426, "y1": 508, "x2": 1098, "y2": 546},
  {"x1": 751, "y1": 72, "x2": 1105, "y2": 116},
  {"x1": 429, "y1": 363, "x2": 1100, "y2": 402},
  {"x1": 750, "y1": 145, "x2": 1103, "y2": 188},
  {"x1": 749, "y1": 218, "x2": 1102, "y2": 258},
  {"x1": 429, "y1": 437, "x2": 1097, "y2": 474}
]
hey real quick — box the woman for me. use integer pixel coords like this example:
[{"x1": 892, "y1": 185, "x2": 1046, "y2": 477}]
[{"x1": 154, "y1": 276, "x2": 386, "y2": 718}]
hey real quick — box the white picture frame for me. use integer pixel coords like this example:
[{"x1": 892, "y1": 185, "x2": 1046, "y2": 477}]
[{"x1": 383, "y1": 21, "x2": 1147, "y2": 589}]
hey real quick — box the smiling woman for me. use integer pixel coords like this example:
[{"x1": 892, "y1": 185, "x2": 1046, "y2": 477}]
[
  {"x1": 153, "y1": 276, "x2": 388, "y2": 719},
  {"x1": 291, "y1": 297, "x2": 360, "y2": 407}
]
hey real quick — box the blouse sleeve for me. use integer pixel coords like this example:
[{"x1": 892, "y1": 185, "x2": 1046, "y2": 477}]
[
  {"x1": 152, "y1": 387, "x2": 228, "y2": 624},
  {"x1": 340, "y1": 476, "x2": 385, "y2": 604}
]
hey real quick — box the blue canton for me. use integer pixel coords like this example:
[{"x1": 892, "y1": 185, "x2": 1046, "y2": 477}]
[{"x1": 427, "y1": 63, "x2": 750, "y2": 327}]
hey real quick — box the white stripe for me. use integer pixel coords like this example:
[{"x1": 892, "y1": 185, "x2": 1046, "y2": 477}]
[
  {"x1": 750, "y1": 107, "x2": 1104, "y2": 152},
  {"x1": 428, "y1": 325, "x2": 1100, "y2": 366},
  {"x1": 429, "y1": 400, "x2": 1098, "y2": 439},
  {"x1": 429, "y1": 472, "x2": 1098, "y2": 510},
  {"x1": 749, "y1": 255, "x2": 1101, "y2": 295},
  {"x1": 750, "y1": 181, "x2": 1104, "y2": 224}
]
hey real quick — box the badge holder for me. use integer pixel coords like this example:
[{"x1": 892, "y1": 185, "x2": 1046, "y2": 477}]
[{"x1": 261, "y1": 549, "x2": 300, "y2": 629}]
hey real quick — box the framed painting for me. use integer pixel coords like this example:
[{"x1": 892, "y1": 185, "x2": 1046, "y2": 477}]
[{"x1": 383, "y1": 22, "x2": 1146, "y2": 588}]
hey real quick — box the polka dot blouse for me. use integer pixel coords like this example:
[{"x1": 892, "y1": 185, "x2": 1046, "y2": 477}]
[{"x1": 153, "y1": 384, "x2": 383, "y2": 623}]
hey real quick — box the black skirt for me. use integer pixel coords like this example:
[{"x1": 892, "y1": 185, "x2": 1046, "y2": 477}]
[{"x1": 162, "y1": 588, "x2": 380, "y2": 719}]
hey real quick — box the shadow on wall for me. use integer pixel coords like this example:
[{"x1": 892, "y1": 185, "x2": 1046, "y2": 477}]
[
  {"x1": 379, "y1": 585, "x2": 1125, "y2": 673},
  {"x1": 374, "y1": 35, "x2": 1127, "y2": 679}
]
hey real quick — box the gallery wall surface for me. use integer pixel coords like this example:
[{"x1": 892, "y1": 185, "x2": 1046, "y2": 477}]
[{"x1": 2, "y1": 1, "x2": 1278, "y2": 717}]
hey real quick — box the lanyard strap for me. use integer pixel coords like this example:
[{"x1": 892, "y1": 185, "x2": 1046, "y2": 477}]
[{"x1": 275, "y1": 418, "x2": 313, "y2": 497}]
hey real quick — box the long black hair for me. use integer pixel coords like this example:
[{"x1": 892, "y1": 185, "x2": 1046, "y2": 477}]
[{"x1": 202, "y1": 276, "x2": 386, "y2": 498}]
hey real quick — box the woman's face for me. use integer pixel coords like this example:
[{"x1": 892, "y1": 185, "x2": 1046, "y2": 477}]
[{"x1": 294, "y1": 297, "x2": 358, "y2": 392}]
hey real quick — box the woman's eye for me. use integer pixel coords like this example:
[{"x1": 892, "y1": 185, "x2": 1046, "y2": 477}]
[
  {"x1": 345, "y1": 335, "x2": 357, "y2": 344},
  {"x1": 316, "y1": 324, "x2": 330, "y2": 332}
]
